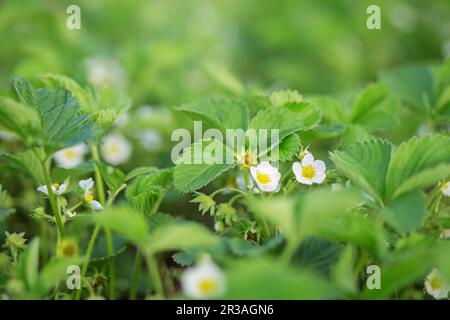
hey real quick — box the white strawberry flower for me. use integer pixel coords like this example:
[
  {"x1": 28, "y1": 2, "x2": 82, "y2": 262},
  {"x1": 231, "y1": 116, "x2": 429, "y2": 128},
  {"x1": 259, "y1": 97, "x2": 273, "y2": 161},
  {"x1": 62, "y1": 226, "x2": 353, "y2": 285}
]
[
  {"x1": 250, "y1": 162, "x2": 281, "y2": 192},
  {"x1": 37, "y1": 183, "x2": 67, "y2": 196},
  {"x1": 53, "y1": 143, "x2": 88, "y2": 169},
  {"x1": 292, "y1": 153, "x2": 326, "y2": 185},
  {"x1": 181, "y1": 258, "x2": 225, "y2": 299},
  {"x1": 440, "y1": 181, "x2": 450, "y2": 197},
  {"x1": 425, "y1": 268, "x2": 449, "y2": 300},
  {"x1": 101, "y1": 133, "x2": 132, "y2": 165},
  {"x1": 79, "y1": 178, "x2": 94, "y2": 195},
  {"x1": 79, "y1": 178, "x2": 103, "y2": 210}
]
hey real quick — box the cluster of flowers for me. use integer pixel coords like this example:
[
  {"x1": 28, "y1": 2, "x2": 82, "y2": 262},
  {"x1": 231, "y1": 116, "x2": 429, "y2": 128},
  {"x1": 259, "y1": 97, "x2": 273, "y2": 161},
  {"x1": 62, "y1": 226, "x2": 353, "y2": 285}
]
[
  {"x1": 37, "y1": 177, "x2": 103, "y2": 218},
  {"x1": 249, "y1": 150, "x2": 327, "y2": 192}
]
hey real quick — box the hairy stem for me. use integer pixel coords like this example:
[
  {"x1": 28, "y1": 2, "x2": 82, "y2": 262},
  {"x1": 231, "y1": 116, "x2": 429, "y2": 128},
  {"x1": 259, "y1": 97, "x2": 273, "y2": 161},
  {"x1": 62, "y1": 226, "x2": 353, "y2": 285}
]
[
  {"x1": 75, "y1": 224, "x2": 101, "y2": 300},
  {"x1": 130, "y1": 249, "x2": 142, "y2": 300},
  {"x1": 39, "y1": 158, "x2": 65, "y2": 238},
  {"x1": 145, "y1": 253, "x2": 164, "y2": 298}
]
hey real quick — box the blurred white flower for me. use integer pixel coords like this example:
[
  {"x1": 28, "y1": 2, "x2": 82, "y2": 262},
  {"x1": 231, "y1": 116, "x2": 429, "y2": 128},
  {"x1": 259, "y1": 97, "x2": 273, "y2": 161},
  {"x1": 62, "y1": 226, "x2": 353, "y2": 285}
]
[
  {"x1": 440, "y1": 229, "x2": 450, "y2": 239},
  {"x1": 53, "y1": 143, "x2": 88, "y2": 169},
  {"x1": 37, "y1": 183, "x2": 67, "y2": 196},
  {"x1": 425, "y1": 268, "x2": 449, "y2": 300},
  {"x1": 292, "y1": 153, "x2": 326, "y2": 185},
  {"x1": 250, "y1": 162, "x2": 281, "y2": 192},
  {"x1": 101, "y1": 133, "x2": 132, "y2": 165},
  {"x1": 135, "y1": 129, "x2": 162, "y2": 151},
  {"x1": 440, "y1": 181, "x2": 450, "y2": 197},
  {"x1": 181, "y1": 258, "x2": 225, "y2": 299},
  {"x1": 84, "y1": 57, "x2": 125, "y2": 87}
]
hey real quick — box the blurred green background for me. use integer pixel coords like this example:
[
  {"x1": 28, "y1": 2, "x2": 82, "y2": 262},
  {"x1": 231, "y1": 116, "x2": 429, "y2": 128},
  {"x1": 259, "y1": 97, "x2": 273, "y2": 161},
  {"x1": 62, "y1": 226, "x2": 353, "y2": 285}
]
[
  {"x1": 1, "y1": 0, "x2": 449, "y2": 104},
  {"x1": 1, "y1": 0, "x2": 449, "y2": 229}
]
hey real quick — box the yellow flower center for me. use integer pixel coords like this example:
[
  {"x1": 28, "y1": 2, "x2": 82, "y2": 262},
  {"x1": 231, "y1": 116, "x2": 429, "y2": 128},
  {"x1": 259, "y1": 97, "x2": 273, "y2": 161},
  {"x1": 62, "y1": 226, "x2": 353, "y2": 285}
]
[
  {"x1": 198, "y1": 278, "x2": 218, "y2": 295},
  {"x1": 442, "y1": 182, "x2": 449, "y2": 190},
  {"x1": 108, "y1": 144, "x2": 120, "y2": 155},
  {"x1": 429, "y1": 277, "x2": 444, "y2": 291},
  {"x1": 302, "y1": 165, "x2": 316, "y2": 179},
  {"x1": 256, "y1": 172, "x2": 271, "y2": 185},
  {"x1": 63, "y1": 149, "x2": 76, "y2": 160},
  {"x1": 84, "y1": 193, "x2": 94, "y2": 202},
  {"x1": 52, "y1": 183, "x2": 60, "y2": 189}
]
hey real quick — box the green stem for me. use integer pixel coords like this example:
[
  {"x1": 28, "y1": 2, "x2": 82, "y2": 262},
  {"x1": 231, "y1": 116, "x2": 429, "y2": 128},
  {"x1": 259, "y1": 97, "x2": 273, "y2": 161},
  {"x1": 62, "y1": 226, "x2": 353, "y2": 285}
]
[
  {"x1": 130, "y1": 250, "x2": 142, "y2": 300},
  {"x1": 75, "y1": 224, "x2": 101, "y2": 300},
  {"x1": 39, "y1": 158, "x2": 65, "y2": 238},
  {"x1": 104, "y1": 228, "x2": 116, "y2": 300},
  {"x1": 90, "y1": 143, "x2": 116, "y2": 299},
  {"x1": 280, "y1": 240, "x2": 297, "y2": 265},
  {"x1": 90, "y1": 144, "x2": 105, "y2": 204},
  {"x1": 145, "y1": 253, "x2": 164, "y2": 298}
]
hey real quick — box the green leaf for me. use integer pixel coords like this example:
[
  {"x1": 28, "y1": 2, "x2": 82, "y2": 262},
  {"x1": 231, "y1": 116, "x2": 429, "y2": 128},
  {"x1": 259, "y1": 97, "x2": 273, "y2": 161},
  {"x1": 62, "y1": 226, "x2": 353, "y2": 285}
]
[
  {"x1": 0, "y1": 97, "x2": 42, "y2": 143},
  {"x1": 125, "y1": 166, "x2": 159, "y2": 181},
  {"x1": 16, "y1": 238, "x2": 39, "y2": 290},
  {"x1": 174, "y1": 139, "x2": 235, "y2": 193},
  {"x1": 351, "y1": 82, "x2": 389, "y2": 123},
  {"x1": 331, "y1": 138, "x2": 392, "y2": 203},
  {"x1": 91, "y1": 206, "x2": 148, "y2": 247},
  {"x1": 172, "y1": 252, "x2": 195, "y2": 267},
  {"x1": 249, "y1": 104, "x2": 319, "y2": 141},
  {"x1": 269, "y1": 90, "x2": 303, "y2": 108},
  {"x1": 362, "y1": 235, "x2": 444, "y2": 299},
  {"x1": 380, "y1": 64, "x2": 433, "y2": 111},
  {"x1": 293, "y1": 237, "x2": 343, "y2": 276},
  {"x1": 96, "y1": 161, "x2": 126, "y2": 192},
  {"x1": 13, "y1": 77, "x2": 40, "y2": 111},
  {"x1": 146, "y1": 222, "x2": 218, "y2": 254},
  {"x1": 125, "y1": 168, "x2": 173, "y2": 215},
  {"x1": 13, "y1": 77, "x2": 96, "y2": 151},
  {"x1": 351, "y1": 82, "x2": 398, "y2": 131},
  {"x1": 39, "y1": 73, "x2": 93, "y2": 112},
  {"x1": 227, "y1": 236, "x2": 283, "y2": 256},
  {"x1": 224, "y1": 258, "x2": 336, "y2": 299},
  {"x1": 275, "y1": 134, "x2": 301, "y2": 161},
  {"x1": 176, "y1": 98, "x2": 249, "y2": 133},
  {"x1": 381, "y1": 191, "x2": 426, "y2": 233},
  {"x1": 385, "y1": 135, "x2": 450, "y2": 199},
  {"x1": 0, "y1": 150, "x2": 44, "y2": 184},
  {"x1": 317, "y1": 213, "x2": 387, "y2": 259},
  {"x1": 36, "y1": 255, "x2": 84, "y2": 296},
  {"x1": 331, "y1": 245, "x2": 358, "y2": 295},
  {"x1": 147, "y1": 212, "x2": 176, "y2": 233}
]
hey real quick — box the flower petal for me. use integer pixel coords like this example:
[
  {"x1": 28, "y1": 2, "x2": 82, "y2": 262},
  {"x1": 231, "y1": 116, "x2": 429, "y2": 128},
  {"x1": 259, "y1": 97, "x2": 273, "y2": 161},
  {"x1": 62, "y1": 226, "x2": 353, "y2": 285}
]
[
  {"x1": 37, "y1": 185, "x2": 49, "y2": 195},
  {"x1": 57, "y1": 184, "x2": 68, "y2": 195},
  {"x1": 301, "y1": 153, "x2": 314, "y2": 166},
  {"x1": 312, "y1": 171, "x2": 326, "y2": 184},
  {"x1": 90, "y1": 200, "x2": 103, "y2": 210},
  {"x1": 313, "y1": 160, "x2": 326, "y2": 172}
]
